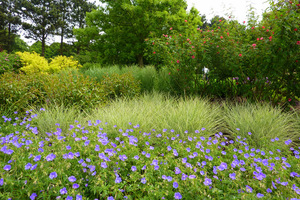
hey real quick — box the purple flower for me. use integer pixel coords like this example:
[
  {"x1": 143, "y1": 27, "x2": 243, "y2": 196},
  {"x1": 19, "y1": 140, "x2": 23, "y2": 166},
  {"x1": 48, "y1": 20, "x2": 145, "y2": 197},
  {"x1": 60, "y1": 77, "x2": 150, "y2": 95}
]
[
  {"x1": 68, "y1": 176, "x2": 76, "y2": 182},
  {"x1": 107, "y1": 196, "x2": 114, "y2": 200},
  {"x1": 141, "y1": 177, "x2": 146, "y2": 184},
  {"x1": 30, "y1": 193, "x2": 37, "y2": 200},
  {"x1": 174, "y1": 192, "x2": 182, "y2": 199},
  {"x1": 266, "y1": 188, "x2": 272, "y2": 193},
  {"x1": 33, "y1": 155, "x2": 41, "y2": 162},
  {"x1": 101, "y1": 162, "x2": 108, "y2": 168},
  {"x1": 229, "y1": 173, "x2": 236, "y2": 180},
  {"x1": 246, "y1": 185, "x2": 253, "y2": 193},
  {"x1": 167, "y1": 176, "x2": 172, "y2": 182},
  {"x1": 76, "y1": 195, "x2": 82, "y2": 200},
  {"x1": 66, "y1": 196, "x2": 73, "y2": 200},
  {"x1": 203, "y1": 178, "x2": 212, "y2": 186},
  {"x1": 49, "y1": 172, "x2": 58, "y2": 179},
  {"x1": 25, "y1": 163, "x2": 32, "y2": 170},
  {"x1": 154, "y1": 165, "x2": 159, "y2": 170},
  {"x1": 115, "y1": 177, "x2": 122, "y2": 183},
  {"x1": 173, "y1": 182, "x2": 178, "y2": 188},
  {"x1": 134, "y1": 155, "x2": 139, "y2": 160},
  {"x1": 73, "y1": 183, "x2": 79, "y2": 189},
  {"x1": 3, "y1": 165, "x2": 11, "y2": 171},
  {"x1": 31, "y1": 164, "x2": 37, "y2": 170},
  {"x1": 60, "y1": 187, "x2": 67, "y2": 195},
  {"x1": 119, "y1": 155, "x2": 127, "y2": 161},
  {"x1": 0, "y1": 178, "x2": 3, "y2": 186},
  {"x1": 257, "y1": 193, "x2": 264, "y2": 198},
  {"x1": 131, "y1": 166, "x2": 137, "y2": 171},
  {"x1": 45, "y1": 153, "x2": 56, "y2": 161},
  {"x1": 174, "y1": 167, "x2": 181, "y2": 174}
]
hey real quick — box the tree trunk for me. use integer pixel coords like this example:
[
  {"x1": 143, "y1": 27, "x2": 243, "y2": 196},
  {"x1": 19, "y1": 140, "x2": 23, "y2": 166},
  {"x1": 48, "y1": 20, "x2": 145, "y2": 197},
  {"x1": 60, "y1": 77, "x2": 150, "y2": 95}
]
[
  {"x1": 60, "y1": 27, "x2": 64, "y2": 55},
  {"x1": 41, "y1": 35, "x2": 46, "y2": 57},
  {"x1": 137, "y1": 54, "x2": 143, "y2": 67}
]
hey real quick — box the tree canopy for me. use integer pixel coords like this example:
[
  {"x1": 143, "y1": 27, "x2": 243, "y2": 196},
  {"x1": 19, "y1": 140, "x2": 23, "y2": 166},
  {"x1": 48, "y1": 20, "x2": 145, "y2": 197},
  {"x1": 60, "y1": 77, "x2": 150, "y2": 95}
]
[{"x1": 74, "y1": 0, "x2": 203, "y2": 66}]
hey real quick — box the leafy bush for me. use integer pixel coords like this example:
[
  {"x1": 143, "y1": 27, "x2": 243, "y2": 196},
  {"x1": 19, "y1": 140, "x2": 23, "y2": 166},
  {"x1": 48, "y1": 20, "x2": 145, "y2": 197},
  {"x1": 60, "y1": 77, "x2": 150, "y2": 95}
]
[
  {"x1": 0, "y1": 71, "x2": 106, "y2": 114},
  {"x1": 48, "y1": 55, "x2": 82, "y2": 73},
  {"x1": 100, "y1": 72, "x2": 141, "y2": 99},
  {"x1": 16, "y1": 51, "x2": 50, "y2": 74},
  {"x1": 0, "y1": 72, "x2": 46, "y2": 113},
  {"x1": 16, "y1": 51, "x2": 82, "y2": 74},
  {"x1": 0, "y1": 52, "x2": 22, "y2": 74}
]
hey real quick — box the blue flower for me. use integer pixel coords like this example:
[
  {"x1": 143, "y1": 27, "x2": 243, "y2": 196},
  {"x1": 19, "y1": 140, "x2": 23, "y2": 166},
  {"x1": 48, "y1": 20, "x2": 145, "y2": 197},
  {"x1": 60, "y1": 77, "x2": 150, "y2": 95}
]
[
  {"x1": 173, "y1": 182, "x2": 178, "y2": 188},
  {"x1": 25, "y1": 163, "x2": 32, "y2": 170},
  {"x1": 101, "y1": 162, "x2": 108, "y2": 168},
  {"x1": 266, "y1": 188, "x2": 272, "y2": 193},
  {"x1": 246, "y1": 185, "x2": 253, "y2": 193},
  {"x1": 229, "y1": 173, "x2": 236, "y2": 180},
  {"x1": 141, "y1": 178, "x2": 146, "y2": 184},
  {"x1": 33, "y1": 155, "x2": 41, "y2": 162},
  {"x1": 66, "y1": 196, "x2": 73, "y2": 200},
  {"x1": 0, "y1": 178, "x2": 3, "y2": 186},
  {"x1": 131, "y1": 166, "x2": 137, "y2": 171},
  {"x1": 30, "y1": 193, "x2": 37, "y2": 200},
  {"x1": 49, "y1": 172, "x2": 58, "y2": 179},
  {"x1": 76, "y1": 195, "x2": 82, "y2": 200},
  {"x1": 107, "y1": 196, "x2": 114, "y2": 200},
  {"x1": 73, "y1": 183, "x2": 79, "y2": 189},
  {"x1": 257, "y1": 193, "x2": 264, "y2": 198},
  {"x1": 68, "y1": 176, "x2": 76, "y2": 182},
  {"x1": 203, "y1": 178, "x2": 212, "y2": 186},
  {"x1": 3, "y1": 165, "x2": 11, "y2": 171},
  {"x1": 60, "y1": 187, "x2": 67, "y2": 195},
  {"x1": 174, "y1": 192, "x2": 182, "y2": 199}
]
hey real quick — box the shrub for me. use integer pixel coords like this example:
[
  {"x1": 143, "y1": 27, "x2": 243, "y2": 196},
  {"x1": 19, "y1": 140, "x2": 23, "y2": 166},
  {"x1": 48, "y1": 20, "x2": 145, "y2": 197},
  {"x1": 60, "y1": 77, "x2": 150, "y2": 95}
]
[
  {"x1": 0, "y1": 72, "x2": 46, "y2": 113},
  {"x1": 16, "y1": 51, "x2": 82, "y2": 74},
  {"x1": 0, "y1": 71, "x2": 107, "y2": 114},
  {"x1": 0, "y1": 52, "x2": 22, "y2": 74},
  {"x1": 43, "y1": 71, "x2": 106, "y2": 110},
  {"x1": 48, "y1": 55, "x2": 82, "y2": 73},
  {"x1": 101, "y1": 72, "x2": 141, "y2": 99},
  {"x1": 16, "y1": 51, "x2": 50, "y2": 74}
]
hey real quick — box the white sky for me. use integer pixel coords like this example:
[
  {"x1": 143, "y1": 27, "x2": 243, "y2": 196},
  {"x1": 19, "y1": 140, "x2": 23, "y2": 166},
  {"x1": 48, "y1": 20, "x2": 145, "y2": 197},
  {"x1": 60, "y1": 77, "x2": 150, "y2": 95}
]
[
  {"x1": 21, "y1": 0, "x2": 270, "y2": 45},
  {"x1": 185, "y1": 0, "x2": 270, "y2": 24}
]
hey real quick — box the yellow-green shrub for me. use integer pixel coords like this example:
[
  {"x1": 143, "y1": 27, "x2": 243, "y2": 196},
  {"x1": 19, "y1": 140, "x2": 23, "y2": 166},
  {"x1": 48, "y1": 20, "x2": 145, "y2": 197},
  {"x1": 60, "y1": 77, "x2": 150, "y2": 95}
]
[
  {"x1": 101, "y1": 72, "x2": 141, "y2": 99},
  {"x1": 16, "y1": 51, "x2": 50, "y2": 74},
  {"x1": 48, "y1": 55, "x2": 82, "y2": 73},
  {"x1": 16, "y1": 52, "x2": 82, "y2": 74}
]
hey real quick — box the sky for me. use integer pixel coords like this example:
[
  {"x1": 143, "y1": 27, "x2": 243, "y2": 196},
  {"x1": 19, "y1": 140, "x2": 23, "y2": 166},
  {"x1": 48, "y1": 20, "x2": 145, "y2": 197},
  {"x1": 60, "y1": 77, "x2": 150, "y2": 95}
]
[{"x1": 21, "y1": 0, "x2": 271, "y2": 45}]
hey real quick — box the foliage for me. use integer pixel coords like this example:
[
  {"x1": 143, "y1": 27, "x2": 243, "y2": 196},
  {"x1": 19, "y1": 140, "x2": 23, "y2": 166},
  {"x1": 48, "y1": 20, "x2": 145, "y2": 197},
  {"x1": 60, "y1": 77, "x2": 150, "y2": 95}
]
[
  {"x1": 0, "y1": 71, "x2": 106, "y2": 114},
  {"x1": 16, "y1": 51, "x2": 82, "y2": 74},
  {"x1": 0, "y1": 0, "x2": 22, "y2": 53},
  {"x1": 20, "y1": 0, "x2": 61, "y2": 56},
  {"x1": 0, "y1": 52, "x2": 22, "y2": 74},
  {"x1": 16, "y1": 51, "x2": 50, "y2": 74},
  {"x1": 0, "y1": 103, "x2": 299, "y2": 199},
  {"x1": 11, "y1": 35, "x2": 29, "y2": 53},
  {"x1": 48, "y1": 55, "x2": 82, "y2": 73},
  {"x1": 74, "y1": 0, "x2": 203, "y2": 66},
  {"x1": 81, "y1": 65, "x2": 157, "y2": 93},
  {"x1": 147, "y1": 0, "x2": 300, "y2": 105},
  {"x1": 100, "y1": 72, "x2": 141, "y2": 99}
]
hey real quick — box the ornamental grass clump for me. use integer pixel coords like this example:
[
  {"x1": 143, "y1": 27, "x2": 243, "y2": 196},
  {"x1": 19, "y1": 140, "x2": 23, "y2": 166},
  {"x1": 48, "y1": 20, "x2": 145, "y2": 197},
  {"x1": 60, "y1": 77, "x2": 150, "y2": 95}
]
[{"x1": 0, "y1": 109, "x2": 299, "y2": 200}]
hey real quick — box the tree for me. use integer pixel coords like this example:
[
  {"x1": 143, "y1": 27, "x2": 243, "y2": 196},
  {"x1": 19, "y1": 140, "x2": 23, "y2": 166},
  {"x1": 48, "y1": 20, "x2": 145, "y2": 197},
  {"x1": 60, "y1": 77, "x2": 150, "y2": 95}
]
[
  {"x1": 74, "y1": 0, "x2": 202, "y2": 66},
  {"x1": 0, "y1": 0, "x2": 22, "y2": 53},
  {"x1": 20, "y1": 0, "x2": 60, "y2": 56},
  {"x1": 70, "y1": 0, "x2": 97, "y2": 55}
]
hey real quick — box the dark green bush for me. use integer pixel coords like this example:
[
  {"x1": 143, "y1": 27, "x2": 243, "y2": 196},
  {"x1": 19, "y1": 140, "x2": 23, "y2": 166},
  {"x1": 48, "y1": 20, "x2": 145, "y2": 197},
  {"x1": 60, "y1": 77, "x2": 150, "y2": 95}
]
[
  {"x1": 101, "y1": 72, "x2": 141, "y2": 99},
  {"x1": 0, "y1": 52, "x2": 22, "y2": 74}
]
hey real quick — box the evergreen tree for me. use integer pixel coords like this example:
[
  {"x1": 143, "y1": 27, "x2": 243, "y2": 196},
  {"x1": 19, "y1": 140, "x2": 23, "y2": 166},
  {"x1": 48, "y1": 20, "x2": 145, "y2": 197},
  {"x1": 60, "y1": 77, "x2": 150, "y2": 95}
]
[{"x1": 20, "y1": 0, "x2": 60, "y2": 56}]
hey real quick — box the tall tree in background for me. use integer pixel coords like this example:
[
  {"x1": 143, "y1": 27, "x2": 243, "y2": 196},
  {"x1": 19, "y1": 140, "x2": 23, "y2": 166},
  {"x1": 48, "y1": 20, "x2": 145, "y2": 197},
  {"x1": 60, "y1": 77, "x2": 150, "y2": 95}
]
[
  {"x1": 20, "y1": 0, "x2": 60, "y2": 56},
  {"x1": 71, "y1": 0, "x2": 97, "y2": 54},
  {"x1": 74, "y1": 0, "x2": 202, "y2": 66},
  {"x1": 0, "y1": 0, "x2": 22, "y2": 53}
]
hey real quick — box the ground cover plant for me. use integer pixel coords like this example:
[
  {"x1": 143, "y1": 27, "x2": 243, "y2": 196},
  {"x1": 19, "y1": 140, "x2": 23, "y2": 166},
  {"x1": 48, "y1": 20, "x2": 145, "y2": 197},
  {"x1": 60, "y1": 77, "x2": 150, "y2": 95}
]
[{"x1": 0, "y1": 93, "x2": 300, "y2": 200}]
